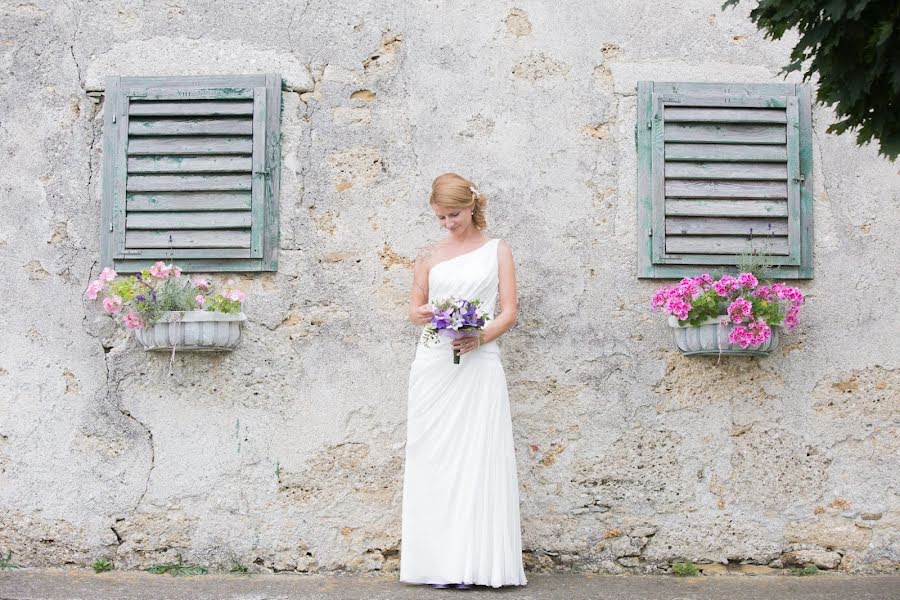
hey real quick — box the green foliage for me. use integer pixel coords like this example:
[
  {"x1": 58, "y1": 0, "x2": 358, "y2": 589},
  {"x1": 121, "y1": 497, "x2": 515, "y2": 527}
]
[
  {"x1": 672, "y1": 560, "x2": 699, "y2": 576},
  {"x1": 109, "y1": 276, "x2": 138, "y2": 301},
  {"x1": 145, "y1": 555, "x2": 208, "y2": 576},
  {"x1": 0, "y1": 551, "x2": 19, "y2": 569},
  {"x1": 788, "y1": 564, "x2": 820, "y2": 576},
  {"x1": 203, "y1": 293, "x2": 242, "y2": 314},
  {"x1": 724, "y1": 0, "x2": 900, "y2": 159},
  {"x1": 134, "y1": 278, "x2": 200, "y2": 325},
  {"x1": 92, "y1": 558, "x2": 113, "y2": 572},
  {"x1": 228, "y1": 560, "x2": 249, "y2": 574},
  {"x1": 735, "y1": 252, "x2": 776, "y2": 283},
  {"x1": 684, "y1": 289, "x2": 722, "y2": 326}
]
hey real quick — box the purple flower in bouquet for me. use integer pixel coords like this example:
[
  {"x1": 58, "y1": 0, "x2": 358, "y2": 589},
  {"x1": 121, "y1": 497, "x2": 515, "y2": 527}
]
[{"x1": 423, "y1": 296, "x2": 491, "y2": 364}]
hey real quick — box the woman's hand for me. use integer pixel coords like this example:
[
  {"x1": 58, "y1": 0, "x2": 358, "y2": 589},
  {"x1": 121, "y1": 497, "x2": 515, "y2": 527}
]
[
  {"x1": 452, "y1": 332, "x2": 484, "y2": 355},
  {"x1": 412, "y1": 304, "x2": 434, "y2": 326}
]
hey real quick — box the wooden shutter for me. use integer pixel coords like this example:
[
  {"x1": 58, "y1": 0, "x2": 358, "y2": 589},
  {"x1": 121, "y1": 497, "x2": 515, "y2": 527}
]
[
  {"x1": 101, "y1": 74, "x2": 281, "y2": 272},
  {"x1": 637, "y1": 82, "x2": 813, "y2": 279}
]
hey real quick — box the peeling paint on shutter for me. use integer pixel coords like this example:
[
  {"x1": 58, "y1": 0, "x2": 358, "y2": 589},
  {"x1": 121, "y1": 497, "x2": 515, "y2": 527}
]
[
  {"x1": 101, "y1": 75, "x2": 281, "y2": 272},
  {"x1": 637, "y1": 81, "x2": 813, "y2": 279}
]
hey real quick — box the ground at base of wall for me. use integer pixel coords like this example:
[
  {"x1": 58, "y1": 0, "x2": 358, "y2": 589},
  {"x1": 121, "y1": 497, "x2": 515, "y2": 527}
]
[{"x1": 1, "y1": 570, "x2": 899, "y2": 600}]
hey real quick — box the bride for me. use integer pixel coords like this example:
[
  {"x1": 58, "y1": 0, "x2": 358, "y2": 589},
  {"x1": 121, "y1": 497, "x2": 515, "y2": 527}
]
[{"x1": 399, "y1": 173, "x2": 528, "y2": 589}]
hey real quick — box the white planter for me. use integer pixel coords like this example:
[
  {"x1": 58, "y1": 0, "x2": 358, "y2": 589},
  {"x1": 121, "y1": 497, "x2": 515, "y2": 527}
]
[
  {"x1": 667, "y1": 316, "x2": 780, "y2": 357},
  {"x1": 135, "y1": 311, "x2": 247, "y2": 352}
]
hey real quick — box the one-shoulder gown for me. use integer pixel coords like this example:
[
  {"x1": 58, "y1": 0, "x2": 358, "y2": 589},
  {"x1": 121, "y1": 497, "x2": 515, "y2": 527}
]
[{"x1": 400, "y1": 239, "x2": 528, "y2": 588}]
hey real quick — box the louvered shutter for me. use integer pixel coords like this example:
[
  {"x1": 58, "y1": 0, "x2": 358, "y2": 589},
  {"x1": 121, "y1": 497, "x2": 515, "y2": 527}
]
[
  {"x1": 100, "y1": 74, "x2": 281, "y2": 272},
  {"x1": 637, "y1": 81, "x2": 813, "y2": 279}
]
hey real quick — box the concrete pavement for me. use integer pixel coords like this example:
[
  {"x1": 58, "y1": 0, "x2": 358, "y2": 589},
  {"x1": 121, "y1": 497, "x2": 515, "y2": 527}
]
[{"x1": 1, "y1": 570, "x2": 899, "y2": 600}]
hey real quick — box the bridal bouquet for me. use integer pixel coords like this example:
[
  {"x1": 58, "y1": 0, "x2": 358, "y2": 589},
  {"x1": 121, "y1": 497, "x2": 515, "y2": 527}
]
[{"x1": 423, "y1": 297, "x2": 490, "y2": 364}]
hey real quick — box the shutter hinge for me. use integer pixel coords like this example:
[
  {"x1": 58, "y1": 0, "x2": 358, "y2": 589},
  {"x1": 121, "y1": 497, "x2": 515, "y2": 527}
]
[
  {"x1": 793, "y1": 174, "x2": 805, "y2": 182},
  {"x1": 648, "y1": 228, "x2": 653, "y2": 237},
  {"x1": 112, "y1": 113, "x2": 116, "y2": 123},
  {"x1": 109, "y1": 222, "x2": 113, "y2": 232},
  {"x1": 254, "y1": 168, "x2": 270, "y2": 176},
  {"x1": 122, "y1": 250, "x2": 143, "y2": 256}
]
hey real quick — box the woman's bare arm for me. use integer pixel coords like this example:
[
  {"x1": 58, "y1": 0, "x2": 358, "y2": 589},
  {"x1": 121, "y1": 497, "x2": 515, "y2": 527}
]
[
  {"x1": 408, "y1": 245, "x2": 434, "y2": 325},
  {"x1": 481, "y1": 240, "x2": 517, "y2": 343}
]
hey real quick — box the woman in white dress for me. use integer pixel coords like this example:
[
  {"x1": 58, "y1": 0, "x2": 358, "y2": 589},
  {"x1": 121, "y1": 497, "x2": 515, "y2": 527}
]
[{"x1": 400, "y1": 173, "x2": 528, "y2": 589}]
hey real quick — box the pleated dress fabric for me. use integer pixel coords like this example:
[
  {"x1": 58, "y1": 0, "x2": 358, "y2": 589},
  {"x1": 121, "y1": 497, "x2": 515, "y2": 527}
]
[{"x1": 400, "y1": 238, "x2": 528, "y2": 588}]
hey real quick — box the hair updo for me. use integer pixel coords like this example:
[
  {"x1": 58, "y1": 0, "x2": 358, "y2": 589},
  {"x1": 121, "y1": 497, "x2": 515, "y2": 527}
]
[{"x1": 429, "y1": 173, "x2": 487, "y2": 230}]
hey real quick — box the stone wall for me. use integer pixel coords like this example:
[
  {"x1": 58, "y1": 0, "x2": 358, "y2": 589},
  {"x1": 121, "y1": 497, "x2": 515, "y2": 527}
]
[{"x1": 0, "y1": 0, "x2": 897, "y2": 574}]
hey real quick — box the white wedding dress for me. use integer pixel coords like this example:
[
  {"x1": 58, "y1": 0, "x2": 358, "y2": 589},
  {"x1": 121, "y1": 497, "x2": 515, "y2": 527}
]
[{"x1": 400, "y1": 238, "x2": 528, "y2": 588}]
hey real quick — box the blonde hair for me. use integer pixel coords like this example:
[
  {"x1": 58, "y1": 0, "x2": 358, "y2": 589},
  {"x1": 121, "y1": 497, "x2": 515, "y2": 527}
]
[{"x1": 429, "y1": 173, "x2": 487, "y2": 230}]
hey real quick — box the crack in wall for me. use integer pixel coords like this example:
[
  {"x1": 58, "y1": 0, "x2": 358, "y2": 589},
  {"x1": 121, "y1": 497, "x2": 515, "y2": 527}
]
[
  {"x1": 81, "y1": 261, "x2": 157, "y2": 517},
  {"x1": 63, "y1": 0, "x2": 84, "y2": 90},
  {"x1": 288, "y1": 0, "x2": 313, "y2": 52}
]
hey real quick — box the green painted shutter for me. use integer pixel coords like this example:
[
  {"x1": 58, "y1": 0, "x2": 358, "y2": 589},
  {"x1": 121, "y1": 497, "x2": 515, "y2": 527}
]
[
  {"x1": 637, "y1": 81, "x2": 813, "y2": 279},
  {"x1": 100, "y1": 74, "x2": 281, "y2": 272}
]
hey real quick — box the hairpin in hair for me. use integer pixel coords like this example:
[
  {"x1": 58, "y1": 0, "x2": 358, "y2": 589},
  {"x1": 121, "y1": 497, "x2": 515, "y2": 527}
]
[{"x1": 469, "y1": 186, "x2": 480, "y2": 199}]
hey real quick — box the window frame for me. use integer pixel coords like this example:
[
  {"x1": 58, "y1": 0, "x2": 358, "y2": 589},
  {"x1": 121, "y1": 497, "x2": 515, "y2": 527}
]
[
  {"x1": 636, "y1": 81, "x2": 813, "y2": 279},
  {"x1": 100, "y1": 74, "x2": 282, "y2": 273}
]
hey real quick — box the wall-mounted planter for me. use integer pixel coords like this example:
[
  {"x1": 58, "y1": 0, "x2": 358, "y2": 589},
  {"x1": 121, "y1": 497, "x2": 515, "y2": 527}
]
[
  {"x1": 668, "y1": 316, "x2": 780, "y2": 357},
  {"x1": 135, "y1": 311, "x2": 247, "y2": 352}
]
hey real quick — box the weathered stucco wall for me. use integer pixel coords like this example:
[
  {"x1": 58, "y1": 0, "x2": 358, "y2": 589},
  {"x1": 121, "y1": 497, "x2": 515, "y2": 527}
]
[{"x1": 1, "y1": 0, "x2": 898, "y2": 575}]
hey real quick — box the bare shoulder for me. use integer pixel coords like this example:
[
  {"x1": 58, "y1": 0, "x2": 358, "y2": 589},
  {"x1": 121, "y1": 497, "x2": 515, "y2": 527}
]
[
  {"x1": 496, "y1": 238, "x2": 514, "y2": 258},
  {"x1": 415, "y1": 241, "x2": 441, "y2": 268}
]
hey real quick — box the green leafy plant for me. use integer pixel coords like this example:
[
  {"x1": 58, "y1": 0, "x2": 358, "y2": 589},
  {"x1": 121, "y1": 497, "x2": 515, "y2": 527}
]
[
  {"x1": 788, "y1": 564, "x2": 819, "y2": 576},
  {"x1": 145, "y1": 555, "x2": 208, "y2": 576},
  {"x1": 735, "y1": 252, "x2": 776, "y2": 282},
  {"x1": 672, "y1": 560, "x2": 699, "y2": 576},
  {"x1": 91, "y1": 558, "x2": 113, "y2": 573},
  {"x1": 724, "y1": 0, "x2": 900, "y2": 159},
  {"x1": 0, "y1": 551, "x2": 19, "y2": 569},
  {"x1": 228, "y1": 560, "x2": 249, "y2": 574}
]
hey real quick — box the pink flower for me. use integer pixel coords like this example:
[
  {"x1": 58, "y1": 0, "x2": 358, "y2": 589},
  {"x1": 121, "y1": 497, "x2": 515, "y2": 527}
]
[
  {"x1": 225, "y1": 290, "x2": 246, "y2": 303},
  {"x1": 753, "y1": 285, "x2": 774, "y2": 302},
  {"x1": 727, "y1": 298, "x2": 753, "y2": 324},
  {"x1": 195, "y1": 294, "x2": 206, "y2": 306},
  {"x1": 98, "y1": 267, "x2": 117, "y2": 283},
  {"x1": 665, "y1": 297, "x2": 691, "y2": 320},
  {"x1": 85, "y1": 280, "x2": 103, "y2": 300},
  {"x1": 172, "y1": 266, "x2": 182, "y2": 278},
  {"x1": 713, "y1": 275, "x2": 739, "y2": 297},
  {"x1": 748, "y1": 318, "x2": 772, "y2": 345},
  {"x1": 149, "y1": 261, "x2": 172, "y2": 279},
  {"x1": 783, "y1": 314, "x2": 799, "y2": 330},
  {"x1": 102, "y1": 295, "x2": 123, "y2": 314},
  {"x1": 122, "y1": 311, "x2": 144, "y2": 330},
  {"x1": 729, "y1": 325, "x2": 752, "y2": 348},
  {"x1": 651, "y1": 286, "x2": 672, "y2": 310},
  {"x1": 192, "y1": 277, "x2": 210, "y2": 290},
  {"x1": 738, "y1": 272, "x2": 758, "y2": 289}
]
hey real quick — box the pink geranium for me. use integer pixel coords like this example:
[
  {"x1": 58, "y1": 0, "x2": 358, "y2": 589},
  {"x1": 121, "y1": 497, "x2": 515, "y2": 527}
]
[
  {"x1": 85, "y1": 280, "x2": 103, "y2": 300},
  {"x1": 149, "y1": 261, "x2": 172, "y2": 279},
  {"x1": 195, "y1": 294, "x2": 206, "y2": 306},
  {"x1": 225, "y1": 290, "x2": 246, "y2": 303},
  {"x1": 737, "y1": 272, "x2": 758, "y2": 289},
  {"x1": 652, "y1": 271, "x2": 805, "y2": 348},
  {"x1": 727, "y1": 297, "x2": 753, "y2": 324},
  {"x1": 98, "y1": 267, "x2": 117, "y2": 283},
  {"x1": 102, "y1": 295, "x2": 123, "y2": 314},
  {"x1": 192, "y1": 277, "x2": 210, "y2": 290},
  {"x1": 122, "y1": 311, "x2": 144, "y2": 330}
]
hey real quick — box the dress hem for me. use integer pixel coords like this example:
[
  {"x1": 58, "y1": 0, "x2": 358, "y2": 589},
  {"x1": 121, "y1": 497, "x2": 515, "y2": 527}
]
[{"x1": 399, "y1": 576, "x2": 528, "y2": 589}]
